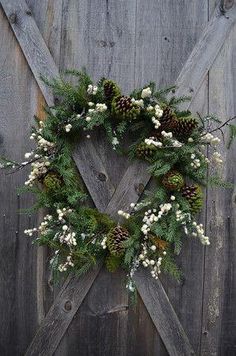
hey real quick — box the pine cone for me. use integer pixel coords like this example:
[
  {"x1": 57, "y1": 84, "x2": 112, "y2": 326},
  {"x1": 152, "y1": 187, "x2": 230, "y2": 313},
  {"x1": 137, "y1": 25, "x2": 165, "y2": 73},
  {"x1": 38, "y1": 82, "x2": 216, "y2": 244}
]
[
  {"x1": 136, "y1": 141, "x2": 156, "y2": 160},
  {"x1": 112, "y1": 96, "x2": 140, "y2": 120},
  {"x1": 173, "y1": 117, "x2": 198, "y2": 139},
  {"x1": 162, "y1": 170, "x2": 185, "y2": 191},
  {"x1": 43, "y1": 172, "x2": 62, "y2": 191},
  {"x1": 107, "y1": 226, "x2": 129, "y2": 256},
  {"x1": 103, "y1": 79, "x2": 121, "y2": 102},
  {"x1": 159, "y1": 106, "x2": 178, "y2": 132},
  {"x1": 181, "y1": 184, "x2": 203, "y2": 214}
]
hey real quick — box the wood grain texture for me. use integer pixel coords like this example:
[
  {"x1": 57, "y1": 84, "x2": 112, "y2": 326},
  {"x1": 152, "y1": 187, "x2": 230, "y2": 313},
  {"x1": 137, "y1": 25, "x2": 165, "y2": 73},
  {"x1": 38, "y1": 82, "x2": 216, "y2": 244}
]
[
  {"x1": 134, "y1": 268, "x2": 195, "y2": 356},
  {"x1": 175, "y1": 0, "x2": 236, "y2": 105},
  {"x1": 55, "y1": 1, "x2": 136, "y2": 355},
  {"x1": 73, "y1": 137, "x2": 115, "y2": 212},
  {"x1": 25, "y1": 266, "x2": 101, "y2": 356},
  {"x1": 200, "y1": 15, "x2": 236, "y2": 355},
  {"x1": 0, "y1": 0, "x2": 59, "y2": 106},
  {"x1": 0, "y1": 7, "x2": 39, "y2": 355}
]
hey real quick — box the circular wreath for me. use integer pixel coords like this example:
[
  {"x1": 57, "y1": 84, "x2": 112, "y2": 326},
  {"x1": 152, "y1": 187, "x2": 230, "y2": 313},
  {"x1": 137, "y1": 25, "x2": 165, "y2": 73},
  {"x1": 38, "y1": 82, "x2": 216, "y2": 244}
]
[{"x1": 1, "y1": 69, "x2": 235, "y2": 293}]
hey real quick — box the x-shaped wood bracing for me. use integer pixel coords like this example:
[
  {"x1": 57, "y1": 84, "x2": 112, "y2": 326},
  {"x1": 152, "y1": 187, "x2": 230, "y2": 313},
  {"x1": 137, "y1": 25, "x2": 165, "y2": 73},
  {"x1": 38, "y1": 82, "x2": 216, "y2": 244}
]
[{"x1": 1, "y1": 0, "x2": 236, "y2": 355}]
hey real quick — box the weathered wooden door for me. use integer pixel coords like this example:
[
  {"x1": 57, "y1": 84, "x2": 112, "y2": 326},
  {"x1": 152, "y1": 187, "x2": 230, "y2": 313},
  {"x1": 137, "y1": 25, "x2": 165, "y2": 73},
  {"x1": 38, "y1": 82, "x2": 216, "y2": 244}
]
[{"x1": 0, "y1": 0, "x2": 236, "y2": 355}]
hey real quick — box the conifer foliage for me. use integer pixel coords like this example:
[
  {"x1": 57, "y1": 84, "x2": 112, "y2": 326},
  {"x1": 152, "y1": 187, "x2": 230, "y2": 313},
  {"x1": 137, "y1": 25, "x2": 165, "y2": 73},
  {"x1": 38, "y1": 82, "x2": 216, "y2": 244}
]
[{"x1": 0, "y1": 69, "x2": 235, "y2": 293}]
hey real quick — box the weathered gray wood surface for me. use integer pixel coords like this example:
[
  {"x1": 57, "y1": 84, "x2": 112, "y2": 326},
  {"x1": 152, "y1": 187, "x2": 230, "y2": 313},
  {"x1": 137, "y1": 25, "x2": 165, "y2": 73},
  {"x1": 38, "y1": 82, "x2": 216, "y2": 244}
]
[
  {"x1": 0, "y1": 0, "x2": 235, "y2": 355},
  {"x1": 0, "y1": 7, "x2": 39, "y2": 355},
  {"x1": 25, "y1": 265, "x2": 101, "y2": 356}
]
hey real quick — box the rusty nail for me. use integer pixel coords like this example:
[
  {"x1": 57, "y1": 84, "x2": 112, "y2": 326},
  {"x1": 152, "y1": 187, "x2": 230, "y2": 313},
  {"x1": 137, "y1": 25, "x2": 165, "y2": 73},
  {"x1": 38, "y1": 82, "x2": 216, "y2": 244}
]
[
  {"x1": 98, "y1": 172, "x2": 107, "y2": 182},
  {"x1": 9, "y1": 13, "x2": 17, "y2": 24},
  {"x1": 64, "y1": 300, "x2": 72, "y2": 311}
]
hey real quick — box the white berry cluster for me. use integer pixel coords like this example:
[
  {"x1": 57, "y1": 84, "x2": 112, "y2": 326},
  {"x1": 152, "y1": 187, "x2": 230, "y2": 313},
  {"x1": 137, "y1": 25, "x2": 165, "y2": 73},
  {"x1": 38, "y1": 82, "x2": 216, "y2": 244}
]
[
  {"x1": 191, "y1": 222, "x2": 210, "y2": 245},
  {"x1": 25, "y1": 158, "x2": 51, "y2": 186},
  {"x1": 95, "y1": 103, "x2": 107, "y2": 112},
  {"x1": 101, "y1": 236, "x2": 107, "y2": 249},
  {"x1": 154, "y1": 104, "x2": 163, "y2": 118},
  {"x1": 37, "y1": 136, "x2": 55, "y2": 152},
  {"x1": 141, "y1": 87, "x2": 152, "y2": 98},
  {"x1": 58, "y1": 253, "x2": 74, "y2": 272},
  {"x1": 131, "y1": 98, "x2": 144, "y2": 107},
  {"x1": 161, "y1": 130, "x2": 173, "y2": 139},
  {"x1": 65, "y1": 123, "x2": 72, "y2": 132},
  {"x1": 151, "y1": 116, "x2": 161, "y2": 129},
  {"x1": 57, "y1": 207, "x2": 73, "y2": 221},
  {"x1": 87, "y1": 84, "x2": 98, "y2": 95},
  {"x1": 57, "y1": 225, "x2": 77, "y2": 247},
  {"x1": 118, "y1": 210, "x2": 131, "y2": 219},
  {"x1": 141, "y1": 209, "x2": 158, "y2": 236},
  {"x1": 145, "y1": 137, "x2": 163, "y2": 147},
  {"x1": 141, "y1": 203, "x2": 172, "y2": 236},
  {"x1": 137, "y1": 242, "x2": 167, "y2": 279},
  {"x1": 212, "y1": 151, "x2": 223, "y2": 165},
  {"x1": 112, "y1": 136, "x2": 119, "y2": 149},
  {"x1": 190, "y1": 153, "x2": 201, "y2": 169},
  {"x1": 201, "y1": 133, "x2": 221, "y2": 146},
  {"x1": 24, "y1": 214, "x2": 53, "y2": 237}
]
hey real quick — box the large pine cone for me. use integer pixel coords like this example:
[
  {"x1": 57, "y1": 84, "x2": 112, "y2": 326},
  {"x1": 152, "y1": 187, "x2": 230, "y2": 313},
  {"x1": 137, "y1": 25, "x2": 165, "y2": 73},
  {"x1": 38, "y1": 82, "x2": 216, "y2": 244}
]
[
  {"x1": 181, "y1": 184, "x2": 203, "y2": 214},
  {"x1": 103, "y1": 79, "x2": 121, "y2": 102},
  {"x1": 112, "y1": 96, "x2": 140, "y2": 120},
  {"x1": 107, "y1": 226, "x2": 129, "y2": 256},
  {"x1": 159, "y1": 106, "x2": 178, "y2": 132},
  {"x1": 162, "y1": 170, "x2": 185, "y2": 191},
  {"x1": 173, "y1": 117, "x2": 198, "y2": 139}
]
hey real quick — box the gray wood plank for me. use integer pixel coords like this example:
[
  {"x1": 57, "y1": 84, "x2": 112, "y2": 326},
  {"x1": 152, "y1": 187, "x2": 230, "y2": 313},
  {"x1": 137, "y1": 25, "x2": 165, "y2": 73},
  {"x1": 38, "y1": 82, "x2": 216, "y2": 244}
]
[
  {"x1": 0, "y1": 7, "x2": 39, "y2": 355},
  {"x1": 56, "y1": 1, "x2": 136, "y2": 355},
  {"x1": 0, "y1": 0, "x2": 59, "y2": 106},
  {"x1": 134, "y1": 268, "x2": 195, "y2": 356},
  {"x1": 200, "y1": 15, "x2": 236, "y2": 355},
  {"x1": 73, "y1": 137, "x2": 115, "y2": 212},
  {"x1": 0, "y1": 0, "x2": 117, "y2": 220},
  {"x1": 25, "y1": 265, "x2": 101, "y2": 356},
  {"x1": 107, "y1": 0, "x2": 236, "y2": 217},
  {"x1": 175, "y1": 0, "x2": 236, "y2": 105}
]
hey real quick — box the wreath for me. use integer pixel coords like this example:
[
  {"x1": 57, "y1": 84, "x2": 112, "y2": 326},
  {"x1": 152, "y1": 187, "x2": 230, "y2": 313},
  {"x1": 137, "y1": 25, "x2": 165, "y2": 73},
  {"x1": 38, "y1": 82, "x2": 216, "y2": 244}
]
[{"x1": 1, "y1": 69, "x2": 235, "y2": 293}]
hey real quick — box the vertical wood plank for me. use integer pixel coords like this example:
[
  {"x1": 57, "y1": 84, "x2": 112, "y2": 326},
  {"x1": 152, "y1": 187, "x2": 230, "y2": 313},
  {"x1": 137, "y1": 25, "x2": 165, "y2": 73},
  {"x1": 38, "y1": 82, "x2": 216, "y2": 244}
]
[
  {"x1": 200, "y1": 22, "x2": 236, "y2": 355},
  {"x1": 55, "y1": 0, "x2": 137, "y2": 354},
  {"x1": 0, "y1": 8, "x2": 38, "y2": 355},
  {"x1": 132, "y1": 0, "x2": 209, "y2": 354}
]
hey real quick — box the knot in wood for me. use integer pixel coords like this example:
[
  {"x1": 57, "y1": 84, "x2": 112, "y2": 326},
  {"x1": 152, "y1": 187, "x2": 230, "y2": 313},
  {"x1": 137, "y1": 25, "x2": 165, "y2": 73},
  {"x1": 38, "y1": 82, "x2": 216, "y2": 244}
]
[
  {"x1": 135, "y1": 183, "x2": 144, "y2": 195},
  {"x1": 97, "y1": 172, "x2": 107, "y2": 182},
  {"x1": 64, "y1": 300, "x2": 72, "y2": 312},
  {"x1": 9, "y1": 13, "x2": 17, "y2": 24},
  {"x1": 26, "y1": 9, "x2": 32, "y2": 16}
]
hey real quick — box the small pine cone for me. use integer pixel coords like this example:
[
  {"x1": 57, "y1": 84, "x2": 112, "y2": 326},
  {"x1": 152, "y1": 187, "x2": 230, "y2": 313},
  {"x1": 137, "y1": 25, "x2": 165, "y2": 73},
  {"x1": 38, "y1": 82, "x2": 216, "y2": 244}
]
[
  {"x1": 159, "y1": 106, "x2": 178, "y2": 132},
  {"x1": 181, "y1": 184, "x2": 203, "y2": 214},
  {"x1": 103, "y1": 79, "x2": 121, "y2": 102},
  {"x1": 112, "y1": 96, "x2": 140, "y2": 120},
  {"x1": 173, "y1": 117, "x2": 198, "y2": 139},
  {"x1": 43, "y1": 172, "x2": 62, "y2": 191},
  {"x1": 107, "y1": 226, "x2": 129, "y2": 256},
  {"x1": 136, "y1": 141, "x2": 157, "y2": 160},
  {"x1": 162, "y1": 170, "x2": 185, "y2": 191}
]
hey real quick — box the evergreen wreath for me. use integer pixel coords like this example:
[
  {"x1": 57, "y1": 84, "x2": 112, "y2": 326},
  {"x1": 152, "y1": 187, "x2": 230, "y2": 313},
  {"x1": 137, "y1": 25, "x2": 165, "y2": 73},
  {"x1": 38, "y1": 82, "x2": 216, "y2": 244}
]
[{"x1": 1, "y1": 69, "x2": 235, "y2": 293}]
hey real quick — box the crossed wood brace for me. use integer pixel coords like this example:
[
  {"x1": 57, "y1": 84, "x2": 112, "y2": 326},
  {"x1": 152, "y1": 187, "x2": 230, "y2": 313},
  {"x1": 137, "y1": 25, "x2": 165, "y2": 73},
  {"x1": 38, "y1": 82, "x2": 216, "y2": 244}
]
[{"x1": 1, "y1": 0, "x2": 236, "y2": 355}]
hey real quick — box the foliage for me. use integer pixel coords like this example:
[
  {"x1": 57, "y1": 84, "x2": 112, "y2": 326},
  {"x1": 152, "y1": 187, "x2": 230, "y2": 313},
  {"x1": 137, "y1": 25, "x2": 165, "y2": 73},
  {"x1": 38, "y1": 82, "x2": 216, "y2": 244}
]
[{"x1": 0, "y1": 69, "x2": 235, "y2": 294}]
